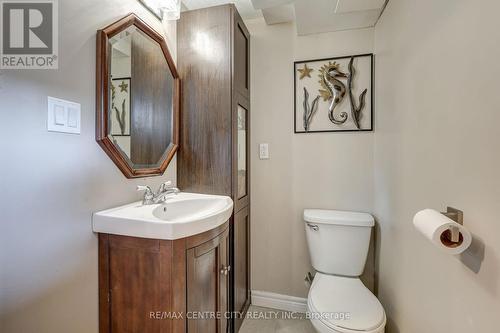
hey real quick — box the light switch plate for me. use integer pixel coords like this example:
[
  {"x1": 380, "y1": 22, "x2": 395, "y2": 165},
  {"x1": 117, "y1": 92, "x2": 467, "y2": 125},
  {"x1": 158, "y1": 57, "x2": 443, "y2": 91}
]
[
  {"x1": 54, "y1": 104, "x2": 66, "y2": 125},
  {"x1": 47, "y1": 96, "x2": 81, "y2": 134},
  {"x1": 259, "y1": 143, "x2": 269, "y2": 160}
]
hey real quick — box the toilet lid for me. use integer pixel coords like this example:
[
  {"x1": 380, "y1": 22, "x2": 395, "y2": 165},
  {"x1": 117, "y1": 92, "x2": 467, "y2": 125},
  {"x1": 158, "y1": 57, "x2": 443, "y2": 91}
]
[{"x1": 308, "y1": 273, "x2": 386, "y2": 332}]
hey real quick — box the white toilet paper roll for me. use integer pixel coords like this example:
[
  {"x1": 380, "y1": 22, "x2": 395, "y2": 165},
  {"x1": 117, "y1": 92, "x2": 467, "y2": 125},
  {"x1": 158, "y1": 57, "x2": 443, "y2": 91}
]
[{"x1": 413, "y1": 209, "x2": 472, "y2": 255}]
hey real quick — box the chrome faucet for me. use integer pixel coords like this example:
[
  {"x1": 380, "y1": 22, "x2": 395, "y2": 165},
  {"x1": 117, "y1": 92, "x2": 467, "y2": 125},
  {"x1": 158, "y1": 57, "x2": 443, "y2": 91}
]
[{"x1": 137, "y1": 181, "x2": 180, "y2": 205}]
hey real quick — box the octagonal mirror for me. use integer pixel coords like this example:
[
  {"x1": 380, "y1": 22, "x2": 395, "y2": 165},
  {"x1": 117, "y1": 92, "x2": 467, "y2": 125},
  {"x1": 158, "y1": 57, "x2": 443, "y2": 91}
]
[{"x1": 96, "y1": 14, "x2": 179, "y2": 178}]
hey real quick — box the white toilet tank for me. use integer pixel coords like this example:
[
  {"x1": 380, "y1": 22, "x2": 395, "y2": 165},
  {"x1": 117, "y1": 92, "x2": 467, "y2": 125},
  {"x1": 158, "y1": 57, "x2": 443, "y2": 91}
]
[{"x1": 304, "y1": 209, "x2": 374, "y2": 277}]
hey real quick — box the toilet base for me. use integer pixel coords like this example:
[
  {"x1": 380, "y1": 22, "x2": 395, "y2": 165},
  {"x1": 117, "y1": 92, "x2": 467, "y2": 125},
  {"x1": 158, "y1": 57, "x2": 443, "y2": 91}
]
[{"x1": 307, "y1": 304, "x2": 385, "y2": 333}]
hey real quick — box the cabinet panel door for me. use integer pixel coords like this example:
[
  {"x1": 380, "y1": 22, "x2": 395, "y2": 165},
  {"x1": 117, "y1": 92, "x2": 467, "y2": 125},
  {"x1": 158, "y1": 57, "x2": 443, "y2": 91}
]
[
  {"x1": 107, "y1": 236, "x2": 171, "y2": 333},
  {"x1": 187, "y1": 228, "x2": 229, "y2": 333},
  {"x1": 233, "y1": 207, "x2": 250, "y2": 332},
  {"x1": 233, "y1": 13, "x2": 249, "y2": 97},
  {"x1": 218, "y1": 227, "x2": 230, "y2": 333},
  {"x1": 177, "y1": 5, "x2": 233, "y2": 196}
]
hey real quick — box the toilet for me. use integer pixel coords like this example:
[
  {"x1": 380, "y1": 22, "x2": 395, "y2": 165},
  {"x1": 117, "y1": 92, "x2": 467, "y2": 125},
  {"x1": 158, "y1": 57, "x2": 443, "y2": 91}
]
[{"x1": 304, "y1": 209, "x2": 386, "y2": 333}]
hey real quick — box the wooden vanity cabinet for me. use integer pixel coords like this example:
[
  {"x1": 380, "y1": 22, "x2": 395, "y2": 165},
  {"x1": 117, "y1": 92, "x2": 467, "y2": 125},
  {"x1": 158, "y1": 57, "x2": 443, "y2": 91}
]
[
  {"x1": 98, "y1": 222, "x2": 229, "y2": 333},
  {"x1": 178, "y1": 5, "x2": 251, "y2": 332},
  {"x1": 187, "y1": 227, "x2": 230, "y2": 333}
]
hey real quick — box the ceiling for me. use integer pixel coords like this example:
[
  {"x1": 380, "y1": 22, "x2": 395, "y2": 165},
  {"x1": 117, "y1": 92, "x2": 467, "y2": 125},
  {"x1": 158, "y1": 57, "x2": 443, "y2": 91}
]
[
  {"x1": 182, "y1": 0, "x2": 388, "y2": 35},
  {"x1": 182, "y1": 0, "x2": 262, "y2": 19}
]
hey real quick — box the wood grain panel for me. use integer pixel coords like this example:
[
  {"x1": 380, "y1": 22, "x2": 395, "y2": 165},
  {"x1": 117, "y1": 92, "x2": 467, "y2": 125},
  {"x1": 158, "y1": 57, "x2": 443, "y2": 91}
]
[
  {"x1": 218, "y1": 228, "x2": 229, "y2": 333},
  {"x1": 186, "y1": 228, "x2": 229, "y2": 333},
  {"x1": 233, "y1": 13, "x2": 249, "y2": 96},
  {"x1": 187, "y1": 247, "x2": 218, "y2": 333},
  {"x1": 186, "y1": 221, "x2": 231, "y2": 249},
  {"x1": 99, "y1": 222, "x2": 230, "y2": 333},
  {"x1": 177, "y1": 6, "x2": 250, "y2": 332},
  {"x1": 108, "y1": 237, "x2": 164, "y2": 333},
  {"x1": 171, "y1": 238, "x2": 187, "y2": 333},
  {"x1": 177, "y1": 5, "x2": 233, "y2": 195},
  {"x1": 99, "y1": 234, "x2": 111, "y2": 333},
  {"x1": 233, "y1": 207, "x2": 250, "y2": 332}
]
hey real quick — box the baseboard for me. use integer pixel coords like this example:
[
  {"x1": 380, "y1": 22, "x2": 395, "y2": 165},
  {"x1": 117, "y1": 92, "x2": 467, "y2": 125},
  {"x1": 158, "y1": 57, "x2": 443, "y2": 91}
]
[{"x1": 251, "y1": 290, "x2": 307, "y2": 313}]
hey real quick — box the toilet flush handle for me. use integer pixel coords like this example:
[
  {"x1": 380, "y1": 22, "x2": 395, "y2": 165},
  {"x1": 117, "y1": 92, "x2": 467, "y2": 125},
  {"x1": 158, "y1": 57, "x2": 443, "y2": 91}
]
[{"x1": 307, "y1": 223, "x2": 319, "y2": 231}]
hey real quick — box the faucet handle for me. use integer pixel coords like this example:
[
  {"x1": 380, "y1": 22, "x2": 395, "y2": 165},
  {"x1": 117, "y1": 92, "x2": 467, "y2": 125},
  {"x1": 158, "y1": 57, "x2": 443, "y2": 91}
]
[
  {"x1": 137, "y1": 185, "x2": 153, "y2": 193},
  {"x1": 158, "y1": 181, "x2": 173, "y2": 192},
  {"x1": 137, "y1": 185, "x2": 155, "y2": 205}
]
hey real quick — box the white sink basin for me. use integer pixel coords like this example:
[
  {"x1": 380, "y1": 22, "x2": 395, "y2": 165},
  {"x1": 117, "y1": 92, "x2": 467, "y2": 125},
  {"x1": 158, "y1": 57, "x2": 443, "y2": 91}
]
[{"x1": 92, "y1": 192, "x2": 233, "y2": 240}]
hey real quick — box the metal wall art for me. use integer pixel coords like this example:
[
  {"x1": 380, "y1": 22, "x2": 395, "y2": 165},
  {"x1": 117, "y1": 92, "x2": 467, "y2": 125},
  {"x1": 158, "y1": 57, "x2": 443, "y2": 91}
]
[{"x1": 294, "y1": 54, "x2": 373, "y2": 133}]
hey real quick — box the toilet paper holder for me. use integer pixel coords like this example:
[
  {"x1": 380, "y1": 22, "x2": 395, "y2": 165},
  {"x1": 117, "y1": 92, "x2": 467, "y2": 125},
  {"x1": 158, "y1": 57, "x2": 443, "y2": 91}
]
[{"x1": 441, "y1": 207, "x2": 464, "y2": 242}]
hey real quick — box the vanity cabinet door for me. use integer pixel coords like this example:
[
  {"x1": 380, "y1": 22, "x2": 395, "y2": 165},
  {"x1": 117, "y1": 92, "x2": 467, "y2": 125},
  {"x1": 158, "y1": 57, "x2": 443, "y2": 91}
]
[
  {"x1": 100, "y1": 235, "x2": 171, "y2": 333},
  {"x1": 233, "y1": 207, "x2": 250, "y2": 332},
  {"x1": 187, "y1": 227, "x2": 230, "y2": 333}
]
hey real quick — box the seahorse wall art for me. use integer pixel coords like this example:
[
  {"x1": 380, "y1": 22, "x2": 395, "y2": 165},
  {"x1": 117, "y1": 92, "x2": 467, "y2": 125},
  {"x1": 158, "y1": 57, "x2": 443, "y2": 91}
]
[
  {"x1": 316, "y1": 59, "x2": 368, "y2": 129},
  {"x1": 318, "y1": 62, "x2": 348, "y2": 125},
  {"x1": 295, "y1": 55, "x2": 371, "y2": 133}
]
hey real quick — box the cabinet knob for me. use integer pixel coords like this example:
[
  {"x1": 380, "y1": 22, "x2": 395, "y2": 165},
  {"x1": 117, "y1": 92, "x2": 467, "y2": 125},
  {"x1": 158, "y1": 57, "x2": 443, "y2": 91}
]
[{"x1": 220, "y1": 266, "x2": 230, "y2": 276}]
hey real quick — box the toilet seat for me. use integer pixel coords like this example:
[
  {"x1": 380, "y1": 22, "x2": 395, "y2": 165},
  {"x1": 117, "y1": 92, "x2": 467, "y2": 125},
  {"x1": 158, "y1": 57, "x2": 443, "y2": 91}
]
[{"x1": 307, "y1": 273, "x2": 386, "y2": 333}]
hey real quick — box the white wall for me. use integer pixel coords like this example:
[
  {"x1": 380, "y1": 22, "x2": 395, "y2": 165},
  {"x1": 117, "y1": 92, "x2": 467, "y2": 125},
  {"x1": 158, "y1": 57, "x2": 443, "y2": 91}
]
[
  {"x1": 246, "y1": 18, "x2": 375, "y2": 298},
  {"x1": 374, "y1": 0, "x2": 500, "y2": 331},
  {"x1": 0, "y1": 1, "x2": 176, "y2": 332}
]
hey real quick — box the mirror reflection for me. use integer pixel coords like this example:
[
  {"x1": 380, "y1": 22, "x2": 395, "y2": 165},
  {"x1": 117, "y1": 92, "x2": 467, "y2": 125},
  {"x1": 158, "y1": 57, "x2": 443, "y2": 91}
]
[
  {"x1": 237, "y1": 105, "x2": 247, "y2": 199},
  {"x1": 108, "y1": 25, "x2": 174, "y2": 168}
]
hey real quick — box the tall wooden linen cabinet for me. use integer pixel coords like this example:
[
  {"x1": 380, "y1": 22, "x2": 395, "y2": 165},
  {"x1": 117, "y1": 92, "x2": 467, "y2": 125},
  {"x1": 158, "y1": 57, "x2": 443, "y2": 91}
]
[{"x1": 177, "y1": 4, "x2": 251, "y2": 333}]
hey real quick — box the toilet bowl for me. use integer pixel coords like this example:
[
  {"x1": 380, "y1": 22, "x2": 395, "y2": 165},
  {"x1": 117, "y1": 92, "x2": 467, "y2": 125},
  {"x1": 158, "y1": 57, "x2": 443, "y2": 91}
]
[
  {"x1": 307, "y1": 273, "x2": 385, "y2": 333},
  {"x1": 304, "y1": 209, "x2": 386, "y2": 333}
]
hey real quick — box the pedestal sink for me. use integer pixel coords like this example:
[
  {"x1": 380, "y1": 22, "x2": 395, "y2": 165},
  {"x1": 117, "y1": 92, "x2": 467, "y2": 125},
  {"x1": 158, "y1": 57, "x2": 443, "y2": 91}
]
[{"x1": 92, "y1": 192, "x2": 233, "y2": 240}]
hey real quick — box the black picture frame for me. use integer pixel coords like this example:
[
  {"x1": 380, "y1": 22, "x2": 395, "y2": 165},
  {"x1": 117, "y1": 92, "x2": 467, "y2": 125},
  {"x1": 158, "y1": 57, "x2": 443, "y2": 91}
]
[{"x1": 293, "y1": 53, "x2": 374, "y2": 134}]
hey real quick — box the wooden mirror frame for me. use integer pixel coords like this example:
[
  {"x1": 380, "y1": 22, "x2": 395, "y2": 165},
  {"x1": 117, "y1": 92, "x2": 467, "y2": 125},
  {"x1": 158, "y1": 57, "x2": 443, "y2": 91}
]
[{"x1": 96, "y1": 13, "x2": 180, "y2": 178}]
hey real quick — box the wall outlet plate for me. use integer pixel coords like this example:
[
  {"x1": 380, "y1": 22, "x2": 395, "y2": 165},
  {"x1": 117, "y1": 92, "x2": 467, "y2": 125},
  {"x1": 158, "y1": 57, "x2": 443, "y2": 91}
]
[{"x1": 47, "y1": 96, "x2": 81, "y2": 134}]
